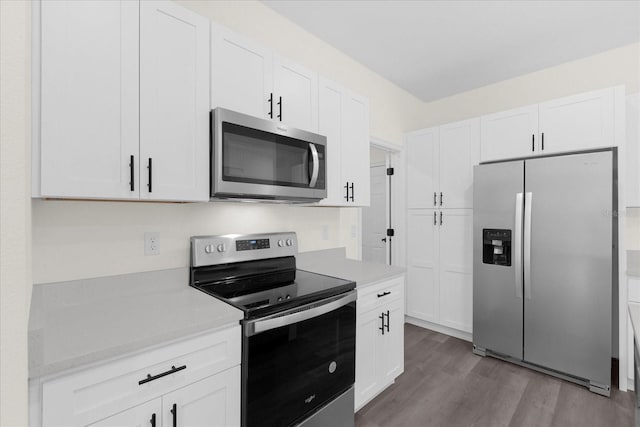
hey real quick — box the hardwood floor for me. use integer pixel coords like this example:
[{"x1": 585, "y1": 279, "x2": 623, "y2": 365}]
[{"x1": 355, "y1": 324, "x2": 635, "y2": 427}]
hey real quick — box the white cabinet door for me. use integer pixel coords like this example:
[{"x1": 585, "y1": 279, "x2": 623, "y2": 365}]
[
  {"x1": 406, "y1": 209, "x2": 440, "y2": 323},
  {"x1": 87, "y1": 399, "x2": 161, "y2": 427},
  {"x1": 439, "y1": 118, "x2": 479, "y2": 209},
  {"x1": 273, "y1": 56, "x2": 318, "y2": 132},
  {"x1": 162, "y1": 367, "x2": 241, "y2": 427},
  {"x1": 627, "y1": 93, "x2": 640, "y2": 207},
  {"x1": 211, "y1": 23, "x2": 273, "y2": 119},
  {"x1": 140, "y1": 1, "x2": 209, "y2": 201},
  {"x1": 40, "y1": 0, "x2": 139, "y2": 199},
  {"x1": 539, "y1": 88, "x2": 614, "y2": 155},
  {"x1": 406, "y1": 128, "x2": 439, "y2": 209},
  {"x1": 318, "y1": 78, "x2": 344, "y2": 205},
  {"x1": 480, "y1": 105, "x2": 538, "y2": 162},
  {"x1": 438, "y1": 210, "x2": 473, "y2": 333},
  {"x1": 342, "y1": 90, "x2": 370, "y2": 206},
  {"x1": 379, "y1": 298, "x2": 404, "y2": 385},
  {"x1": 355, "y1": 308, "x2": 381, "y2": 410}
]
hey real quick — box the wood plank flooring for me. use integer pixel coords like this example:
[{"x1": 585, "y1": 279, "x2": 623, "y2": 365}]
[{"x1": 355, "y1": 324, "x2": 635, "y2": 427}]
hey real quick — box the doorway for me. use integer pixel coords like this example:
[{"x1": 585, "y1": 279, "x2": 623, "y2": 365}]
[{"x1": 361, "y1": 140, "x2": 403, "y2": 265}]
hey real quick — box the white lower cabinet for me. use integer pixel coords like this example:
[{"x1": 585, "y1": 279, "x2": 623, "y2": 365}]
[
  {"x1": 33, "y1": 326, "x2": 241, "y2": 427},
  {"x1": 355, "y1": 277, "x2": 405, "y2": 411}
]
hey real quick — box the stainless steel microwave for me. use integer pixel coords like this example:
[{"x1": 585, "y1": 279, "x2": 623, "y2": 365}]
[{"x1": 210, "y1": 108, "x2": 327, "y2": 202}]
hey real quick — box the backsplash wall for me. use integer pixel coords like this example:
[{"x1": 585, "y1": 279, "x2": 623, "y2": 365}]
[{"x1": 32, "y1": 200, "x2": 358, "y2": 283}]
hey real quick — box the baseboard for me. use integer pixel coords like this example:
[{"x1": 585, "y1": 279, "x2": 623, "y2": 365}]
[{"x1": 405, "y1": 316, "x2": 472, "y2": 342}]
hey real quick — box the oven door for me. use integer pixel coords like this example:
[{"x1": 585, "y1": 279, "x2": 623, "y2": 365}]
[
  {"x1": 212, "y1": 108, "x2": 326, "y2": 201},
  {"x1": 243, "y1": 291, "x2": 356, "y2": 427}
]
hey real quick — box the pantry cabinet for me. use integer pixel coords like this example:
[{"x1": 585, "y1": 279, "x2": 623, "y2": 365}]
[
  {"x1": 211, "y1": 23, "x2": 318, "y2": 133},
  {"x1": 36, "y1": 0, "x2": 209, "y2": 201},
  {"x1": 480, "y1": 87, "x2": 617, "y2": 162},
  {"x1": 318, "y1": 77, "x2": 371, "y2": 206},
  {"x1": 32, "y1": 327, "x2": 241, "y2": 427},
  {"x1": 406, "y1": 118, "x2": 479, "y2": 210},
  {"x1": 355, "y1": 276, "x2": 404, "y2": 411},
  {"x1": 406, "y1": 209, "x2": 473, "y2": 334}
]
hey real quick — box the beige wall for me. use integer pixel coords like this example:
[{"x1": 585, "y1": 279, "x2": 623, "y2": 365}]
[{"x1": 0, "y1": 1, "x2": 31, "y2": 426}]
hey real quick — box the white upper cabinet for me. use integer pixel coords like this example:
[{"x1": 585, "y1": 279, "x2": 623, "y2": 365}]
[
  {"x1": 140, "y1": 1, "x2": 209, "y2": 202},
  {"x1": 480, "y1": 105, "x2": 538, "y2": 163},
  {"x1": 406, "y1": 118, "x2": 478, "y2": 210},
  {"x1": 39, "y1": 0, "x2": 140, "y2": 199},
  {"x1": 37, "y1": 0, "x2": 210, "y2": 201},
  {"x1": 481, "y1": 87, "x2": 619, "y2": 162},
  {"x1": 538, "y1": 88, "x2": 614, "y2": 155},
  {"x1": 318, "y1": 78, "x2": 370, "y2": 206},
  {"x1": 210, "y1": 23, "x2": 273, "y2": 120},
  {"x1": 439, "y1": 118, "x2": 480, "y2": 209},
  {"x1": 211, "y1": 23, "x2": 318, "y2": 133},
  {"x1": 406, "y1": 128, "x2": 439, "y2": 209}
]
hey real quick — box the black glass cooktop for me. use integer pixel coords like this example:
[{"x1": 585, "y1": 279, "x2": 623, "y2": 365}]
[{"x1": 190, "y1": 256, "x2": 355, "y2": 318}]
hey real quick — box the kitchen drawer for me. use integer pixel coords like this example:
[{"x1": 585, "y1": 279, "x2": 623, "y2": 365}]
[
  {"x1": 41, "y1": 325, "x2": 240, "y2": 427},
  {"x1": 357, "y1": 276, "x2": 404, "y2": 314}
]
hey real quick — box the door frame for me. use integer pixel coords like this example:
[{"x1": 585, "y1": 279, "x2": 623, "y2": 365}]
[{"x1": 359, "y1": 137, "x2": 404, "y2": 266}]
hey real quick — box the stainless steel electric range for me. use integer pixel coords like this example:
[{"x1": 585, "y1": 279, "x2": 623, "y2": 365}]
[{"x1": 190, "y1": 232, "x2": 356, "y2": 427}]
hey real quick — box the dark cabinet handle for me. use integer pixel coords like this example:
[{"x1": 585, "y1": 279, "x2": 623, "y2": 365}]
[
  {"x1": 532, "y1": 134, "x2": 535, "y2": 152},
  {"x1": 439, "y1": 192, "x2": 443, "y2": 206},
  {"x1": 171, "y1": 403, "x2": 177, "y2": 427},
  {"x1": 268, "y1": 93, "x2": 273, "y2": 118},
  {"x1": 433, "y1": 192, "x2": 437, "y2": 207},
  {"x1": 150, "y1": 413, "x2": 156, "y2": 427},
  {"x1": 379, "y1": 313, "x2": 385, "y2": 335},
  {"x1": 385, "y1": 310, "x2": 390, "y2": 332},
  {"x1": 344, "y1": 182, "x2": 349, "y2": 201},
  {"x1": 350, "y1": 183, "x2": 355, "y2": 202},
  {"x1": 439, "y1": 211, "x2": 443, "y2": 226},
  {"x1": 138, "y1": 365, "x2": 186, "y2": 385},
  {"x1": 377, "y1": 291, "x2": 391, "y2": 298},
  {"x1": 433, "y1": 211, "x2": 437, "y2": 226},
  {"x1": 277, "y1": 96, "x2": 282, "y2": 121},
  {"x1": 541, "y1": 132, "x2": 544, "y2": 150},
  {"x1": 129, "y1": 155, "x2": 135, "y2": 191},
  {"x1": 147, "y1": 158, "x2": 152, "y2": 193}
]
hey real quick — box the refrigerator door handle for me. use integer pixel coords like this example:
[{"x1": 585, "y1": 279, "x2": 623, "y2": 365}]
[
  {"x1": 514, "y1": 193, "x2": 524, "y2": 298},
  {"x1": 524, "y1": 192, "x2": 533, "y2": 299}
]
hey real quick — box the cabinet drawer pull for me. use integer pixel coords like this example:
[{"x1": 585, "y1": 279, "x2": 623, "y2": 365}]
[
  {"x1": 150, "y1": 413, "x2": 156, "y2": 427},
  {"x1": 541, "y1": 132, "x2": 544, "y2": 150},
  {"x1": 147, "y1": 158, "x2": 153, "y2": 193},
  {"x1": 377, "y1": 291, "x2": 391, "y2": 298},
  {"x1": 129, "y1": 155, "x2": 135, "y2": 191},
  {"x1": 171, "y1": 403, "x2": 177, "y2": 427},
  {"x1": 138, "y1": 364, "x2": 186, "y2": 385},
  {"x1": 532, "y1": 134, "x2": 535, "y2": 152}
]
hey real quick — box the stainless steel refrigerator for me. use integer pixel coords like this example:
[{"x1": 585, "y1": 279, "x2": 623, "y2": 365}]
[{"x1": 472, "y1": 149, "x2": 616, "y2": 397}]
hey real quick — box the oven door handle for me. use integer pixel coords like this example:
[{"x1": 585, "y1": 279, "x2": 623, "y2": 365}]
[
  {"x1": 308, "y1": 143, "x2": 319, "y2": 188},
  {"x1": 245, "y1": 291, "x2": 356, "y2": 337}
]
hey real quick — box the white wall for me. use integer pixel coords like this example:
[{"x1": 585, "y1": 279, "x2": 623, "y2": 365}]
[
  {"x1": 0, "y1": 1, "x2": 31, "y2": 426},
  {"x1": 32, "y1": 0, "x2": 427, "y2": 284}
]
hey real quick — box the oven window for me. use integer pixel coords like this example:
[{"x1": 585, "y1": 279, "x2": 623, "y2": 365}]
[
  {"x1": 222, "y1": 122, "x2": 325, "y2": 189},
  {"x1": 244, "y1": 302, "x2": 355, "y2": 427}
]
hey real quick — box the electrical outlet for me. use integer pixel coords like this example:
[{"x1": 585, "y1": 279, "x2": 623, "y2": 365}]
[
  {"x1": 144, "y1": 232, "x2": 160, "y2": 255},
  {"x1": 321, "y1": 225, "x2": 329, "y2": 240}
]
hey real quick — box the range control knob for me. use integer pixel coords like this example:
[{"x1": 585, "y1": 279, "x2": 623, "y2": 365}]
[
  {"x1": 277, "y1": 240, "x2": 284, "y2": 247},
  {"x1": 277, "y1": 296, "x2": 283, "y2": 302},
  {"x1": 217, "y1": 243, "x2": 226, "y2": 253},
  {"x1": 286, "y1": 295, "x2": 291, "y2": 300},
  {"x1": 204, "y1": 245, "x2": 212, "y2": 254},
  {"x1": 286, "y1": 239, "x2": 293, "y2": 246}
]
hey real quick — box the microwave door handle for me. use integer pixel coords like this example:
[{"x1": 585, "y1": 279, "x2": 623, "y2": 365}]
[{"x1": 309, "y1": 143, "x2": 319, "y2": 188}]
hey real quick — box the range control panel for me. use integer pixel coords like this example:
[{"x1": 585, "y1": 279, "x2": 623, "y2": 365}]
[{"x1": 191, "y1": 232, "x2": 298, "y2": 267}]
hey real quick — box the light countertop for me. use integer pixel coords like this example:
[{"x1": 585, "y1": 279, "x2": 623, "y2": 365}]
[
  {"x1": 297, "y1": 248, "x2": 406, "y2": 287},
  {"x1": 29, "y1": 268, "x2": 243, "y2": 379}
]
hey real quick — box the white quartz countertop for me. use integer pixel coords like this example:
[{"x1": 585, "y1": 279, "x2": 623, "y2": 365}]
[
  {"x1": 28, "y1": 268, "x2": 243, "y2": 379},
  {"x1": 297, "y1": 248, "x2": 406, "y2": 288}
]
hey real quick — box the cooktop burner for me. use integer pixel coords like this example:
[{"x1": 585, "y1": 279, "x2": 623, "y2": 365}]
[{"x1": 189, "y1": 232, "x2": 355, "y2": 318}]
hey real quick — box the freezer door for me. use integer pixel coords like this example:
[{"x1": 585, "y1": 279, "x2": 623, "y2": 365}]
[
  {"x1": 473, "y1": 161, "x2": 524, "y2": 359},
  {"x1": 523, "y1": 151, "x2": 613, "y2": 386}
]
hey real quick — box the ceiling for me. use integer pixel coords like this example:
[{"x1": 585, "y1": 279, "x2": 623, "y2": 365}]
[{"x1": 262, "y1": 1, "x2": 640, "y2": 103}]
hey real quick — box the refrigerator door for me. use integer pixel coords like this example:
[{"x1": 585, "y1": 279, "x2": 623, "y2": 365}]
[
  {"x1": 473, "y1": 161, "x2": 524, "y2": 359},
  {"x1": 523, "y1": 151, "x2": 612, "y2": 387}
]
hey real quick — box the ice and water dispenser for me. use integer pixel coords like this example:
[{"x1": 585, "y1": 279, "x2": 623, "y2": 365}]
[{"x1": 482, "y1": 229, "x2": 512, "y2": 266}]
